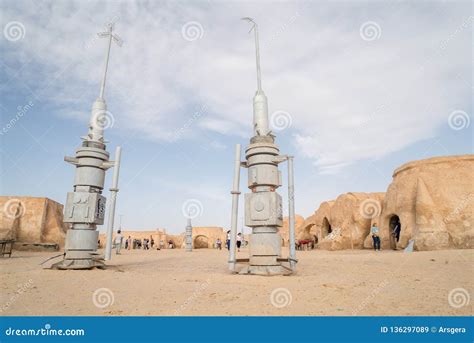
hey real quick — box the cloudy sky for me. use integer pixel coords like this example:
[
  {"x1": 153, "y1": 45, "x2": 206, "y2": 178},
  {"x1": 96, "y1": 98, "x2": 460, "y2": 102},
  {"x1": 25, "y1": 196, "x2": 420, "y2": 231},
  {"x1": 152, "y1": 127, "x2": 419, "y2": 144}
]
[{"x1": 0, "y1": 0, "x2": 472, "y2": 234}]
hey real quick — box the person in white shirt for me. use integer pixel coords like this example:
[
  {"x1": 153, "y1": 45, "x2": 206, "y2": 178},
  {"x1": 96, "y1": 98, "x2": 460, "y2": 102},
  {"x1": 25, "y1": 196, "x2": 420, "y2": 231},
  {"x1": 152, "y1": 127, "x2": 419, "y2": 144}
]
[
  {"x1": 114, "y1": 230, "x2": 123, "y2": 255},
  {"x1": 371, "y1": 224, "x2": 380, "y2": 251},
  {"x1": 226, "y1": 230, "x2": 231, "y2": 250}
]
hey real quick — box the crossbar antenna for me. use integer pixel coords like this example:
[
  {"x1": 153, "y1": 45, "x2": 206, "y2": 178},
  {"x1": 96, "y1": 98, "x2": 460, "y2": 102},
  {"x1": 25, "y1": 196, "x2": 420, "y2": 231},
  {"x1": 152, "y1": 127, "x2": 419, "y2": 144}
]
[{"x1": 97, "y1": 23, "x2": 123, "y2": 99}]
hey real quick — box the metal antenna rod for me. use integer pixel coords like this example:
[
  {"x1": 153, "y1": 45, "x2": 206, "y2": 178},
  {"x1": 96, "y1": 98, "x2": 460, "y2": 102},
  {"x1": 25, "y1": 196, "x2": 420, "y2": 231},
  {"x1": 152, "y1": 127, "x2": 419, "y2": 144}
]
[
  {"x1": 105, "y1": 146, "x2": 122, "y2": 261},
  {"x1": 287, "y1": 156, "x2": 297, "y2": 270},
  {"x1": 242, "y1": 17, "x2": 262, "y2": 92},
  {"x1": 229, "y1": 144, "x2": 241, "y2": 272},
  {"x1": 97, "y1": 23, "x2": 123, "y2": 99}
]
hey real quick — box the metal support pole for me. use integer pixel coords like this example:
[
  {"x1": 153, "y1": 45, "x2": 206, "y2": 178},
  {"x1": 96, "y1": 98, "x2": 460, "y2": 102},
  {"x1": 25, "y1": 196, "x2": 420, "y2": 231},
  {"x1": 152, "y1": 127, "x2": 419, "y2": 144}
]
[
  {"x1": 105, "y1": 146, "x2": 122, "y2": 261},
  {"x1": 287, "y1": 156, "x2": 296, "y2": 270},
  {"x1": 229, "y1": 144, "x2": 241, "y2": 271}
]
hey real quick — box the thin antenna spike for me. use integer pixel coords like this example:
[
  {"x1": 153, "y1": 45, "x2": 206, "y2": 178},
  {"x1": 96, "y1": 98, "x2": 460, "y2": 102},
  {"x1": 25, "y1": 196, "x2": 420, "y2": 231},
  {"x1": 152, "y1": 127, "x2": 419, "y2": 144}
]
[{"x1": 242, "y1": 17, "x2": 262, "y2": 92}]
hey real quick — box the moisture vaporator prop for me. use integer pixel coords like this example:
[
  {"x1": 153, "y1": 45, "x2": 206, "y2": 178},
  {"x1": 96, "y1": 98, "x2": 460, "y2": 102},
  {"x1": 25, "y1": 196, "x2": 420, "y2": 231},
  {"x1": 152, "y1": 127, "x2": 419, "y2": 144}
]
[
  {"x1": 228, "y1": 18, "x2": 297, "y2": 276},
  {"x1": 185, "y1": 217, "x2": 193, "y2": 252},
  {"x1": 53, "y1": 23, "x2": 123, "y2": 270}
]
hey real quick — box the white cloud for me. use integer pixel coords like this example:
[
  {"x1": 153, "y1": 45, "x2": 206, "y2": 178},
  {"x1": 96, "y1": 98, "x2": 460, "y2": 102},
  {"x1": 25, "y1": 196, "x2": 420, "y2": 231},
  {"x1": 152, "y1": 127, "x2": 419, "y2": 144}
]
[{"x1": 1, "y1": 0, "x2": 471, "y2": 174}]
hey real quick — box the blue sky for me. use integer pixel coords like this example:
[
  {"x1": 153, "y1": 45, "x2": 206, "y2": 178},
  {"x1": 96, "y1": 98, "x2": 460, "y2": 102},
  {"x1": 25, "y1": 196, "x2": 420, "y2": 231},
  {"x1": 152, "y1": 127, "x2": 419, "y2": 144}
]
[{"x1": 0, "y1": 0, "x2": 472, "y2": 234}]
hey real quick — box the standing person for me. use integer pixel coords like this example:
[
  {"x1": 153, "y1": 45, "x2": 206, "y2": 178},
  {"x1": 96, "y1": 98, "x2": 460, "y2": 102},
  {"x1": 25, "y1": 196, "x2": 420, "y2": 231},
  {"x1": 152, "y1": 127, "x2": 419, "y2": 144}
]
[
  {"x1": 150, "y1": 237, "x2": 155, "y2": 249},
  {"x1": 114, "y1": 230, "x2": 123, "y2": 255},
  {"x1": 124, "y1": 237, "x2": 129, "y2": 250},
  {"x1": 127, "y1": 236, "x2": 132, "y2": 250},
  {"x1": 371, "y1": 223, "x2": 381, "y2": 251},
  {"x1": 216, "y1": 238, "x2": 222, "y2": 250},
  {"x1": 236, "y1": 233, "x2": 243, "y2": 252},
  {"x1": 226, "y1": 230, "x2": 231, "y2": 250},
  {"x1": 393, "y1": 222, "x2": 401, "y2": 243}
]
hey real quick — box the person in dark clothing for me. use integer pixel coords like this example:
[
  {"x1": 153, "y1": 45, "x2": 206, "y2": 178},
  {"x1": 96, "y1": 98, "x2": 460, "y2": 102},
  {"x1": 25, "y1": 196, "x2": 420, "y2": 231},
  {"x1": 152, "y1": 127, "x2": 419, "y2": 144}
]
[{"x1": 393, "y1": 222, "x2": 401, "y2": 242}]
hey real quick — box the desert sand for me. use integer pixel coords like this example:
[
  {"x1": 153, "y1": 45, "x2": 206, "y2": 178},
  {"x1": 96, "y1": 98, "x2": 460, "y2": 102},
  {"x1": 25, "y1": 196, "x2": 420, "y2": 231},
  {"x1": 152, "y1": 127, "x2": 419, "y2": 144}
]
[{"x1": 1, "y1": 247, "x2": 472, "y2": 316}]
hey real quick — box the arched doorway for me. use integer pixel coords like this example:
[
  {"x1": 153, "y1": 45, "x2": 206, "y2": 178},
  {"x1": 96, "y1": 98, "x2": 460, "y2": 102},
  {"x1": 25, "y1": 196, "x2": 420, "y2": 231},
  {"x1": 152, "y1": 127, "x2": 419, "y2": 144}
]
[
  {"x1": 389, "y1": 215, "x2": 401, "y2": 249},
  {"x1": 194, "y1": 235, "x2": 209, "y2": 249},
  {"x1": 321, "y1": 217, "x2": 332, "y2": 238}
]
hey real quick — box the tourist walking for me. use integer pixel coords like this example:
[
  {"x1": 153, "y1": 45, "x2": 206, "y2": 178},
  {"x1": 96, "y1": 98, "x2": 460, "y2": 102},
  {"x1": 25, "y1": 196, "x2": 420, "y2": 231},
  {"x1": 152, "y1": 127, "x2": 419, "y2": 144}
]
[
  {"x1": 236, "y1": 233, "x2": 243, "y2": 252},
  {"x1": 216, "y1": 238, "x2": 222, "y2": 250},
  {"x1": 226, "y1": 230, "x2": 230, "y2": 250},
  {"x1": 114, "y1": 230, "x2": 123, "y2": 255}
]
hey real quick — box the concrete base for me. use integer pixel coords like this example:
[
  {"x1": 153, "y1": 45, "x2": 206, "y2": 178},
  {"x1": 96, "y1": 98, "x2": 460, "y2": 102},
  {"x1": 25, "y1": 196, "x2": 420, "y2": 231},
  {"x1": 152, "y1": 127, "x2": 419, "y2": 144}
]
[
  {"x1": 51, "y1": 254, "x2": 105, "y2": 270},
  {"x1": 238, "y1": 264, "x2": 293, "y2": 276}
]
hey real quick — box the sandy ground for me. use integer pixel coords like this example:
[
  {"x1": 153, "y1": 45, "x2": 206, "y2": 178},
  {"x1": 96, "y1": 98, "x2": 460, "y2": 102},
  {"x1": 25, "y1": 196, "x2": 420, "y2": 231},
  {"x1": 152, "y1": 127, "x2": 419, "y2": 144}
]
[{"x1": 0, "y1": 247, "x2": 472, "y2": 316}]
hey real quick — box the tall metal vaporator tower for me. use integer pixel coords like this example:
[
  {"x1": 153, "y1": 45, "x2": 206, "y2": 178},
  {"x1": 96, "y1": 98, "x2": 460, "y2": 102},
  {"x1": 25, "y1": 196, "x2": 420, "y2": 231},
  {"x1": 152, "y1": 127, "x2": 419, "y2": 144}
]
[
  {"x1": 228, "y1": 18, "x2": 297, "y2": 276},
  {"x1": 185, "y1": 217, "x2": 193, "y2": 252},
  {"x1": 53, "y1": 23, "x2": 123, "y2": 270}
]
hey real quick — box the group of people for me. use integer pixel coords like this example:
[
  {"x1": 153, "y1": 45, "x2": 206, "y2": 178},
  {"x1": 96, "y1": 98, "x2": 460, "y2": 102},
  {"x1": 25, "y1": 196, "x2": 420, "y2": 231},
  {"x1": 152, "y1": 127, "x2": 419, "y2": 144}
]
[
  {"x1": 222, "y1": 231, "x2": 243, "y2": 251},
  {"x1": 113, "y1": 231, "x2": 165, "y2": 255},
  {"x1": 370, "y1": 221, "x2": 401, "y2": 251},
  {"x1": 112, "y1": 223, "x2": 401, "y2": 255}
]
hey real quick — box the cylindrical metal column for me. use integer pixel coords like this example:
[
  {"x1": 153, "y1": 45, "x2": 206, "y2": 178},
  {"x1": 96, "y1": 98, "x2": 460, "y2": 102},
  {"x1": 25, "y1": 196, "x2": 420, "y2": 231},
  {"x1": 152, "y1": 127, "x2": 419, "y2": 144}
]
[
  {"x1": 185, "y1": 218, "x2": 192, "y2": 252},
  {"x1": 229, "y1": 144, "x2": 241, "y2": 271},
  {"x1": 105, "y1": 146, "x2": 122, "y2": 261},
  {"x1": 287, "y1": 156, "x2": 296, "y2": 270}
]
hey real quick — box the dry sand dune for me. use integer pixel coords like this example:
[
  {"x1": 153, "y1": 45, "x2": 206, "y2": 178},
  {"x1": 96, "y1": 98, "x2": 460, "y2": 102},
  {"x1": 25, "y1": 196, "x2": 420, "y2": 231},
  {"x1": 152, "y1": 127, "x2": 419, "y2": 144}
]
[{"x1": 1, "y1": 248, "x2": 472, "y2": 316}]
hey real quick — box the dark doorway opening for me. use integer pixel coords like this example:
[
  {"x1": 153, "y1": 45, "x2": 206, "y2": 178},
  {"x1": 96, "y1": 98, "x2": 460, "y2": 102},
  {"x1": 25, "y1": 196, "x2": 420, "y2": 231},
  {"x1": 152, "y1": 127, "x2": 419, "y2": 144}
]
[
  {"x1": 194, "y1": 235, "x2": 209, "y2": 249},
  {"x1": 322, "y1": 217, "x2": 332, "y2": 237},
  {"x1": 389, "y1": 215, "x2": 401, "y2": 249}
]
